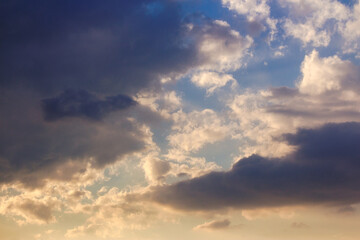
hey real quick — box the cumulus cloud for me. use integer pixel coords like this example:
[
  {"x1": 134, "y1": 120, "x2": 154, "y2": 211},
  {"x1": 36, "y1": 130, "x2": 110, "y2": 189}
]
[
  {"x1": 168, "y1": 109, "x2": 231, "y2": 152},
  {"x1": 222, "y1": 0, "x2": 276, "y2": 37},
  {"x1": 298, "y1": 50, "x2": 359, "y2": 95},
  {"x1": 187, "y1": 17, "x2": 253, "y2": 71},
  {"x1": 146, "y1": 122, "x2": 360, "y2": 211},
  {"x1": 279, "y1": 0, "x2": 360, "y2": 51},
  {"x1": 222, "y1": 0, "x2": 271, "y2": 21},
  {"x1": 191, "y1": 71, "x2": 236, "y2": 95},
  {"x1": 227, "y1": 50, "x2": 360, "y2": 158},
  {"x1": 280, "y1": 0, "x2": 349, "y2": 47},
  {"x1": 339, "y1": 1, "x2": 360, "y2": 53}
]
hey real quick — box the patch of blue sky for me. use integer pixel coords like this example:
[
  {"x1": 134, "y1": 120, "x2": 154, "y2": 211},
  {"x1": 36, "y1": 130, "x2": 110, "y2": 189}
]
[
  {"x1": 234, "y1": 42, "x2": 304, "y2": 89},
  {"x1": 174, "y1": 76, "x2": 227, "y2": 112},
  {"x1": 337, "y1": 0, "x2": 358, "y2": 7}
]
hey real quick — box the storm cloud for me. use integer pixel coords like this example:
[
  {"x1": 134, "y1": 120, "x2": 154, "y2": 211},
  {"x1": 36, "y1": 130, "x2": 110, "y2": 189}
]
[
  {"x1": 42, "y1": 89, "x2": 136, "y2": 121},
  {"x1": 147, "y1": 122, "x2": 360, "y2": 211},
  {"x1": 0, "y1": 0, "x2": 254, "y2": 188},
  {"x1": 0, "y1": 0, "x2": 197, "y2": 95},
  {"x1": 0, "y1": 89, "x2": 146, "y2": 188}
]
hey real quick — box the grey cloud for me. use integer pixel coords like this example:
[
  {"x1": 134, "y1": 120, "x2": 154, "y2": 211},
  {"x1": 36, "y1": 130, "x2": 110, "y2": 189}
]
[
  {"x1": 17, "y1": 199, "x2": 57, "y2": 223},
  {"x1": 145, "y1": 122, "x2": 360, "y2": 211},
  {"x1": 0, "y1": 1, "x2": 253, "y2": 188},
  {"x1": 269, "y1": 87, "x2": 299, "y2": 98},
  {"x1": 0, "y1": 0, "x2": 197, "y2": 95},
  {"x1": 42, "y1": 89, "x2": 137, "y2": 121},
  {"x1": 265, "y1": 86, "x2": 360, "y2": 123},
  {"x1": 246, "y1": 20, "x2": 266, "y2": 37},
  {"x1": 0, "y1": 1, "x2": 248, "y2": 96},
  {"x1": 0, "y1": 89, "x2": 146, "y2": 188}
]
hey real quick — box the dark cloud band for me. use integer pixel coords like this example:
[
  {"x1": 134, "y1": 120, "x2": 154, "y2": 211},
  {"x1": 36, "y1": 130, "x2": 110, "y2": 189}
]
[
  {"x1": 146, "y1": 122, "x2": 360, "y2": 211},
  {"x1": 42, "y1": 89, "x2": 136, "y2": 121}
]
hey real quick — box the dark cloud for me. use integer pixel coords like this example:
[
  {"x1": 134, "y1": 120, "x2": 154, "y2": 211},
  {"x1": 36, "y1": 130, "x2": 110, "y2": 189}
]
[
  {"x1": 42, "y1": 89, "x2": 136, "y2": 121},
  {"x1": 269, "y1": 87, "x2": 299, "y2": 98},
  {"x1": 17, "y1": 199, "x2": 57, "y2": 223},
  {"x1": 0, "y1": 0, "x2": 196, "y2": 95},
  {"x1": 146, "y1": 122, "x2": 360, "y2": 211},
  {"x1": 0, "y1": 1, "x2": 253, "y2": 188},
  {"x1": 0, "y1": 89, "x2": 145, "y2": 188}
]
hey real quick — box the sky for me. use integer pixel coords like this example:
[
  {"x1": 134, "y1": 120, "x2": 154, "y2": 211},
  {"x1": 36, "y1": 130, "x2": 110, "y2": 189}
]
[{"x1": 0, "y1": 0, "x2": 360, "y2": 239}]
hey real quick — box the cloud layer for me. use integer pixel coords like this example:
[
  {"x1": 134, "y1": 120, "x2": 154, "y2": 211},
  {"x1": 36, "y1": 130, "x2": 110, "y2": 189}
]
[
  {"x1": 42, "y1": 89, "x2": 137, "y2": 121},
  {"x1": 147, "y1": 122, "x2": 360, "y2": 211}
]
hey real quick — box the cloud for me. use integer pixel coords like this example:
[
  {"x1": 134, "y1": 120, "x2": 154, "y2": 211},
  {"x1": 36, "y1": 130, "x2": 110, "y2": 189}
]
[
  {"x1": 222, "y1": 0, "x2": 277, "y2": 41},
  {"x1": 0, "y1": 0, "x2": 198, "y2": 95},
  {"x1": 0, "y1": 89, "x2": 148, "y2": 188},
  {"x1": 193, "y1": 219, "x2": 231, "y2": 230},
  {"x1": 146, "y1": 122, "x2": 360, "y2": 211},
  {"x1": 0, "y1": 1, "x2": 253, "y2": 96},
  {"x1": 280, "y1": 0, "x2": 349, "y2": 47},
  {"x1": 227, "y1": 50, "x2": 360, "y2": 158},
  {"x1": 42, "y1": 89, "x2": 137, "y2": 121},
  {"x1": 143, "y1": 158, "x2": 171, "y2": 184},
  {"x1": 340, "y1": 1, "x2": 360, "y2": 53},
  {"x1": 298, "y1": 50, "x2": 359, "y2": 95},
  {"x1": 167, "y1": 109, "x2": 231, "y2": 152},
  {"x1": 222, "y1": 0, "x2": 271, "y2": 21},
  {"x1": 187, "y1": 17, "x2": 253, "y2": 71},
  {"x1": 65, "y1": 187, "x2": 177, "y2": 239},
  {"x1": 0, "y1": 1, "x2": 253, "y2": 189},
  {"x1": 0, "y1": 196, "x2": 60, "y2": 225},
  {"x1": 191, "y1": 71, "x2": 236, "y2": 95}
]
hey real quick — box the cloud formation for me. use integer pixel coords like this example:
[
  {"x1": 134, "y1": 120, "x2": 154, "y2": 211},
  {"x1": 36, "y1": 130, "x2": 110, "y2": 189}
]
[
  {"x1": 0, "y1": 0, "x2": 197, "y2": 95},
  {"x1": 0, "y1": 89, "x2": 147, "y2": 187},
  {"x1": 147, "y1": 122, "x2": 360, "y2": 211},
  {"x1": 42, "y1": 89, "x2": 136, "y2": 121}
]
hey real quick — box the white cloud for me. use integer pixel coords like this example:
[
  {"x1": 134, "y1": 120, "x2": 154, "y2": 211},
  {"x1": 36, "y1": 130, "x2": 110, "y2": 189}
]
[
  {"x1": 339, "y1": 1, "x2": 360, "y2": 53},
  {"x1": 222, "y1": 0, "x2": 277, "y2": 41},
  {"x1": 222, "y1": 0, "x2": 270, "y2": 21},
  {"x1": 65, "y1": 187, "x2": 178, "y2": 239},
  {"x1": 142, "y1": 157, "x2": 171, "y2": 184},
  {"x1": 191, "y1": 71, "x2": 236, "y2": 94},
  {"x1": 168, "y1": 109, "x2": 231, "y2": 152},
  {"x1": 280, "y1": 0, "x2": 349, "y2": 47},
  {"x1": 227, "y1": 51, "x2": 360, "y2": 158},
  {"x1": 298, "y1": 50, "x2": 358, "y2": 95},
  {"x1": 0, "y1": 194, "x2": 61, "y2": 225},
  {"x1": 193, "y1": 20, "x2": 253, "y2": 71}
]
